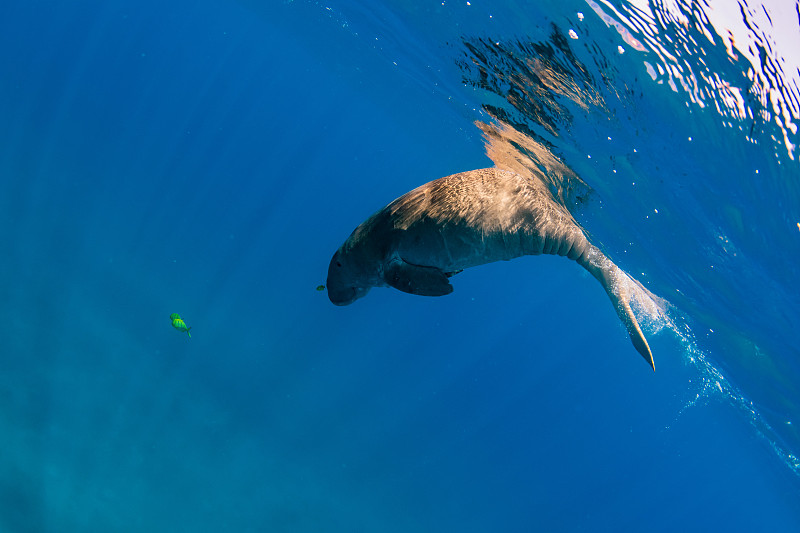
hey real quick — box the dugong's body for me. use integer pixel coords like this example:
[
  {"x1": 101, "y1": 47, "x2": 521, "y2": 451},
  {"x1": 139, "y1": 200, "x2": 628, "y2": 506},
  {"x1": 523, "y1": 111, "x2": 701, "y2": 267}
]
[{"x1": 327, "y1": 168, "x2": 654, "y2": 369}]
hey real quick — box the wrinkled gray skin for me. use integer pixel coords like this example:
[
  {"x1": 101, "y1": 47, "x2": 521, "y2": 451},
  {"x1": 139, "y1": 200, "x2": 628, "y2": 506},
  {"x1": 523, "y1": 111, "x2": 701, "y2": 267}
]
[{"x1": 327, "y1": 168, "x2": 654, "y2": 369}]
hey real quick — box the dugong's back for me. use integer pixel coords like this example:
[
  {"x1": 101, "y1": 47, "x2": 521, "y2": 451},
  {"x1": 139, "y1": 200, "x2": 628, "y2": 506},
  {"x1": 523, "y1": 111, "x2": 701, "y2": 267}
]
[{"x1": 386, "y1": 168, "x2": 592, "y2": 271}]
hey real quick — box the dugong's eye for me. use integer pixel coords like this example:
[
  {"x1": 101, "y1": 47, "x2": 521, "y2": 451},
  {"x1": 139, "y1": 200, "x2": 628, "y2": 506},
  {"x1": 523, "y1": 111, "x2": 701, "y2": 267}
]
[{"x1": 336, "y1": 262, "x2": 342, "y2": 267}]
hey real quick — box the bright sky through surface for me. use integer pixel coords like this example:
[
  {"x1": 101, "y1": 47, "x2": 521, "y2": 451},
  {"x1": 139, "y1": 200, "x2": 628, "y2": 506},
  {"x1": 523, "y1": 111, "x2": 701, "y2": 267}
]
[{"x1": 606, "y1": 0, "x2": 799, "y2": 158}]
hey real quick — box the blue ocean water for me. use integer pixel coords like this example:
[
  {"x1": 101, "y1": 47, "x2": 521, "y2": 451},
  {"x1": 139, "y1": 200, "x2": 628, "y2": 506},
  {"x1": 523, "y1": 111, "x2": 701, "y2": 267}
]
[{"x1": 1, "y1": 0, "x2": 799, "y2": 531}]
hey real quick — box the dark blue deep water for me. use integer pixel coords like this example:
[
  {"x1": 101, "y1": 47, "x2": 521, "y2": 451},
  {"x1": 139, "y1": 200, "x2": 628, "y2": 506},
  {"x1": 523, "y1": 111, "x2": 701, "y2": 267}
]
[{"x1": 1, "y1": 0, "x2": 799, "y2": 531}]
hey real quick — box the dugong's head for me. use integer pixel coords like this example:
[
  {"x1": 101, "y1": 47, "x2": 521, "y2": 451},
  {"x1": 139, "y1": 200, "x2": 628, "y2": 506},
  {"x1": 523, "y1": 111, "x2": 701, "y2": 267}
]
[
  {"x1": 328, "y1": 207, "x2": 394, "y2": 305},
  {"x1": 326, "y1": 247, "x2": 375, "y2": 306}
]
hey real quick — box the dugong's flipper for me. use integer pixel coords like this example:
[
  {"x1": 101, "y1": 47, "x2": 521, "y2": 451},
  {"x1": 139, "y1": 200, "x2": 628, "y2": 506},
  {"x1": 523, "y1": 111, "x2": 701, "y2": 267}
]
[
  {"x1": 384, "y1": 256, "x2": 454, "y2": 296},
  {"x1": 579, "y1": 247, "x2": 655, "y2": 370}
]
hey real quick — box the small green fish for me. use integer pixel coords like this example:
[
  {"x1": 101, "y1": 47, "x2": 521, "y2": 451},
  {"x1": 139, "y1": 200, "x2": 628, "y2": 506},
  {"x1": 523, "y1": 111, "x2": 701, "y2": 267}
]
[
  {"x1": 170, "y1": 313, "x2": 191, "y2": 338},
  {"x1": 316, "y1": 285, "x2": 326, "y2": 291}
]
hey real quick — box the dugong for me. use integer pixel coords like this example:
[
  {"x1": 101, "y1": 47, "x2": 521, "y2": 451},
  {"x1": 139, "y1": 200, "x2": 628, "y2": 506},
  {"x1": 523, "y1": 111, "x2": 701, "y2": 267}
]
[{"x1": 327, "y1": 168, "x2": 654, "y2": 370}]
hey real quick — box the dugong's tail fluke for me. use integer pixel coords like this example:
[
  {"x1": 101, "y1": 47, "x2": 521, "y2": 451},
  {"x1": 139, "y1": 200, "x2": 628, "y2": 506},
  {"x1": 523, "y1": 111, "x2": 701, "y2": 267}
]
[
  {"x1": 579, "y1": 247, "x2": 655, "y2": 371},
  {"x1": 611, "y1": 281, "x2": 654, "y2": 370}
]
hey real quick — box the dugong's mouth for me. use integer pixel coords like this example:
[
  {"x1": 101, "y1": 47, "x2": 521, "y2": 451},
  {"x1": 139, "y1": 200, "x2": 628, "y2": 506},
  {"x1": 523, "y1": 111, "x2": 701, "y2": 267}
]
[
  {"x1": 328, "y1": 286, "x2": 356, "y2": 306},
  {"x1": 327, "y1": 286, "x2": 369, "y2": 306}
]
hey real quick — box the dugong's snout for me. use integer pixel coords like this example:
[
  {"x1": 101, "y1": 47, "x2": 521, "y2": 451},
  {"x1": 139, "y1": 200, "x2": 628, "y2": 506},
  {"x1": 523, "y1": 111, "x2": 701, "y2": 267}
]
[
  {"x1": 326, "y1": 250, "x2": 371, "y2": 305},
  {"x1": 327, "y1": 285, "x2": 369, "y2": 306}
]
